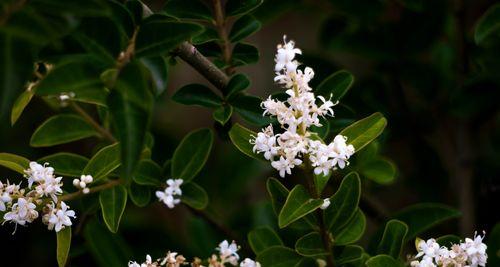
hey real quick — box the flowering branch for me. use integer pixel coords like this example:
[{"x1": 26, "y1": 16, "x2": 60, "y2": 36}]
[{"x1": 58, "y1": 178, "x2": 123, "y2": 202}]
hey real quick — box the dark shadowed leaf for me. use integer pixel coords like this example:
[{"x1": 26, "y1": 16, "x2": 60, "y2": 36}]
[
  {"x1": 376, "y1": 220, "x2": 408, "y2": 258},
  {"x1": 133, "y1": 159, "x2": 163, "y2": 186},
  {"x1": 231, "y1": 94, "x2": 271, "y2": 126},
  {"x1": 30, "y1": 114, "x2": 98, "y2": 147},
  {"x1": 248, "y1": 226, "x2": 283, "y2": 254},
  {"x1": 38, "y1": 152, "x2": 89, "y2": 177},
  {"x1": 163, "y1": 0, "x2": 212, "y2": 20},
  {"x1": 359, "y1": 157, "x2": 397, "y2": 185},
  {"x1": 366, "y1": 254, "x2": 401, "y2": 267},
  {"x1": 316, "y1": 70, "x2": 354, "y2": 102},
  {"x1": 172, "y1": 84, "x2": 222, "y2": 108},
  {"x1": 324, "y1": 172, "x2": 361, "y2": 232},
  {"x1": 229, "y1": 15, "x2": 261, "y2": 42},
  {"x1": 232, "y1": 43, "x2": 259, "y2": 66},
  {"x1": 295, "y1": 232, "x2": 327, "y2": 256},
  {"x1": 334, "y1": 209, "x2": 366, "y2": 245},
  {"x1": 181, "y1": 182, "x2": 208, "y2": 209},
  {"x1": 226, "y1": 0, "x2": 263, "y2": 17},
  {"x1": 226, "y1": 73, "x2": 251, "y2": 98},
  {"x1": 141, "y1": 56, "x2": 169, "y2": 96},
  {"x1": 475, "y1": 3, "x2": 500, "y2": 45},
  {"x1": 171, "y1": 128, "x2": 214, "y2": 181},
  {"x1": 256, "y1": 246, "x2": 302, "y2": 267},
  {"x1": 333, "y1": 245, "x2": 364, "y2": 265},
  {"x1": 128, "y1": 182, "x2": 151, "y2": 207},
  {"x1": 213, "y1": 105, "x2": 233, "y2": 125}
]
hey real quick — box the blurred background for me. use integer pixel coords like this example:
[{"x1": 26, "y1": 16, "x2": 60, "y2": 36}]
[{"x1": 0, "y1": 0, "x2": 499, "y2": 266}]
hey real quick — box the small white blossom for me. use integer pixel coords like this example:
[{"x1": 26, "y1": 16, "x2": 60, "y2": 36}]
[
  {"x1": 3, "y1": 197, "x2": 39, "y2": 230},
  {"x1": 240, "y1": 258, "x2": 261, "y2": 267},
  {"x1": 155, "y1": 179, "x2": 183, "y2": 209},
  {"x1": 24, "y1": 162, "x2": 54, "y2": 188},
  {"x1": 43, "y1": 201, "x2": 76, "y2": 232},
  {"x1": 460, "y1": 232, "x2": 488, "y2": 267},
  {"x1": 320, "y1": 198, "x2": 330, "y2": 210},
  {"x1": 73, "y1": 174, "x2": 93, "y2": 193},
  {"x1": 217, "y1": 240, "x2": 240, "y2": 266}
]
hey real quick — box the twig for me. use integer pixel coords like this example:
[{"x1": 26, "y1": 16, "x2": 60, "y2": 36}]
[
  {"x1": 174, "y1": 42, "x2": 230, "y2": 91},
  {"x1": 211, "y1": 0, "x2": 234, "y2": 75},
  {"x1": 59, "y1": 179, "x2": 123, "y2": 202},
  {"x1": 70, "y1": 102, "x2": 117, "y2": 143}
]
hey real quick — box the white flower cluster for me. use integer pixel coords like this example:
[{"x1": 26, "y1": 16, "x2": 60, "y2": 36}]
[
  {"x1": 128, "y1": 240, "x2": 260, "y2": 267},
  {"x1": 1, "y1": 162, "x2": 76, "y2": 233},
  {"x1": 155, "y1": 179, "x2": 183, "y2": 209},
  {"x1": 251, "y1": 35, "x2": 354, "y2": 177},
  {"x1": 411, "y1": 232, "x2": 488, "y2": 267},
  {"x1": 72, "y1": 174, "x2": 93, "y2": 194}
]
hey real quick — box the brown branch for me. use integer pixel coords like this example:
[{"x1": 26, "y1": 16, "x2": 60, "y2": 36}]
[
  {"x1": 70, "y1": 102, "x2": 117, "y2": 143},
  {"x1": 174, "y1": 41, "x2": 230, "y2": 91},
  {"x1": 211, "y1": 0, "x2": 234, "y2": 75},
  {"x1": 59, "y1": 179, "x2": 123, "y2": 202}
]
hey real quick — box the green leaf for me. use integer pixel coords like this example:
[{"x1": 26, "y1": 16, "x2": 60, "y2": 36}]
[
  {"x1": 339, "y1": 112, "x2": 387, "y2": 152},
  {"x1": 107, "y1": 61, "x2": 153, "y2": 181},
  {"x1": 314, "y1": 172, "x2": 331, "y2": 196},
  {"x1": 248, "y1": 226, "x2": 283, "y2": 254},
  {"x1": 231, "y1": 94, "x2": 271, "y2": 126},
  {"x1": 334, "y1": 245, "x2": 364, "y2": 265},
  {"x1": 229, "y1": 15, "x2": 261, "y2": 42},
  {"x1": 376, "y1": 220, "x2": 408, "y2": 259},
  {"x1": 226, "y1": 0, "x2": 263, "y2": 17},
  {"x1": 267, "y1": 177, "x2": 289, "y2": 214},
  {"x1": 30, "y1": 114, "x2": 98, "y2": 147},
  {"x1": 133, "y1": 159, "x2": 163, "y2": 186},
  {"x1": 172, "y1": 84, "x2": 222, "y2": 108},
  {"x1": 35, "y1": 58, "x2": 107, "y2": 106},
  {"x1": 0, "y1": 153, "x2": 30, "y2": 174},
  {"x1": 181, "y1": 182, "x2": 208, "y2": 209},
  {"x1": 11, "y1": 90, "x2": 34, "y2": 125},
  {"x1": 193, "y1": 27, "x2": 219, "y2": 44},
  {"x1": 213, "y1": 105, "x2": 233, "y2": 125},
  {"x1": 99, "y1": 185, "x2": 127, "y2": 233},
  {"x1": 135, "y1": 19, "x2": 203, "y2": 57},
  {"x1": 229, "y1": 123, "x2": 265, "y2": 161},
  {"x1": 256, "y1": 246, "x2": 302, "y2": 267},
  {"x1": 226, "y1": 73, "x2": 251, "y2": 98},
  {"x1": 436, "y1": 235, "x2": 462, "y2": 247},
  {"x1": 278, "y1": 185, "x2": 323, "y2": 228},
  {"x1": 316, "y1": 70, "x2": 354, "y2": 102},
  {"x1": 163, "y1": 0, "x2": 212, "y2": 20},
  {"x1": 83, "y1": 218, "x2": 131, "y2": 267},
  {"x1": 141, "y1": 56, "x2": 169, "y2": 96},
  {"x1": 325, "y1": 172, "x2": 361, "y2": 232},
  {"x1": 365, "y1": 254, "x2": 401, "y2": 267},
  {"x1": 295, "y1": 232, "x2": 327, "y2": 256},
  {"x1": 56, "y1": 226, "x2": 71, "y2": 267},
  {"x1": 232, "y1": 43, "x2": 259, "y2": 66},
  {"x1": 335, "y1": 209, "x2": 366, "y2": 245},
  {"x1": 171, "y1": 128, "x2": 214, "y2": 181},
  {"x1": 474, "y1": 3, "x2": 500, "y2": 45},
  {"x1": 38, "y1": 152, "x2": 89, "y2": 177},
  {"x1": 128, "y1": 182, "x2": 151, "y2": 207},
  {"x1": 359, "y1": 157, "x2": 397, "y2": 185},
  {"x1": 83, "y1": 143, "x2": 121, "y2": 181},
  {"x1": 392, "y1": 203, "x2": 461, "y2": 241}
]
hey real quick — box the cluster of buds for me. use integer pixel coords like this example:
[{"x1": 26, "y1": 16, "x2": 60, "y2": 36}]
[
  {"x1": 251, "y1": 36, "x2": 354, "y2": 178},
  {"x1": 155, "y1": 179, "x2": 183, "y2": 209},
  {"x1": 72, "y1": 174, "x2": 93, "y2": 194},
  {"x1": 410, "y1": 232, "x2": 488, "y2": 267},
  {"x1": 128, "y1": 240, "x2": 260, "y2": 267},
  {"x1": 1, "y1": 162, "x2": 76, "y2": 233}
]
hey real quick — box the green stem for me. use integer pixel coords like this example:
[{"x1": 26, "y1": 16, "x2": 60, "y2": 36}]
[{"x1": 70, "y1": 102, "x2": 117, "y2": 143}]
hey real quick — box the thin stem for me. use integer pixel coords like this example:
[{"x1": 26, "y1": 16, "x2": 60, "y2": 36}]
[
  {"x1": 211, "y1": 0, "x2": 234, "y2": 75},
  {"x1": 70, "y1": 102, "x2": 117, "y2": 143},
  {"x1": 59, "y1": 179, "x2": 123, "y2": 202}
]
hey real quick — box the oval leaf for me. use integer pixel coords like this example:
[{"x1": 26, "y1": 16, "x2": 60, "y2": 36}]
[
  {"x1": 226, "y1": 0, "x2": 263, "y2": 17},
  {"x1": 278, "y1": 185, "x2": 323, "y2": 228},
  {"x1": 334, "y1": 209, "x2": 366, "y2": 245},
  {"x1": 99, "y1": 185, "x2": 127, "y2": 233},
  {"x1": 83, "y1": 143, "x2": 121, "y2": 181},
  {"x1": 181, "y1": 182, "x2": 209, "y2": 210},
  {"x1": 316, "y1": 70, "x2": 354, "y2": 102},
  {"x1": 359, "y1": 157, "x2": 397, "y2": 185},
  {"x1": 229, "y1": 123, "x2": 266, "y2": 161},
  {"x1": 339, "y1": 112, "x2": 387, "y2": 152},
  {"x1": 213, "y1": 105, "x2": 233, "y2": 125},
  {"x1": 11, "y1": 90, "x2": 34, "y2": 125},
  {"x1": 376, "y1": 220, "x2": 408, "y2": 259},
  {"x1": 172, "y1": 84, "x2": 222, "y2": 108},
  {"x1": 0, "y1": 152, "x2": 30, "y2": 174},
  {"x1": 171, "y1": 128, "x2": 214, "y2": 181},
  {"x1": 295, "y1": 232, "x2": 328, "y2": 256},
  {"x1": 30, "y1": 114, "x2": 98, "y2": 147},
  {"x1": 56, "y1": 227, "x2": 71, "y2": 267},
  {"x1": 38, "y1": 152, "x2": 89, "y2": 177},
  {"x1": 128, "y1": 182, "x2": 151, "y2": 207},
  {"x1": 366, "y1": 254, "x2": 401, "y2": 267},
  {"x1": 133, "y1": 159, "x2": 163, "y2": 186},
  {"x1": 248, "y1": 226, "x2": 283, "y2": 254},
  {"x1": 324, "y1": 172, "x2": 361, "y2": 232},
  {"x1": 334, "y1": 245, "x2": 364, "y2": 266},
  {"x1": 226, "y1": 73, "x2": 251, "y2": 98},
  {"x1": 229, "y1": 15, "x2": 261, "y2": 43},
  {"x1": 256, "y1": 246, "x2": 302, "y2": 267}
]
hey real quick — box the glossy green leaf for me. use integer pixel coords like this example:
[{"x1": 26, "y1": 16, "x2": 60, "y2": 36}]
[
  {"x1": 232, "y1": 43, "x2": 259, "y2": 66},
  {"x1": 163, "y1": 0, "x2": 212, "y2": 20},
  {"x1": 226, "y1": 73, "x2": 251, "y2": 98},
  {"x1": 278, "y1": 185, "x2": 323, "y2": 228},
  {"x1": 392, "y1": 203, "x2": 461, "y2": 241},
  {"x1": 325, "y1": 172, "x2": 361, "y2": 232},
  {"x1": 231, "y1": 94, "x2": 271, "y2": 126},
  {"x1": 339, "y1": 112, "x2": 387, "y2": 152},
  {"x1": 359, "y1": 157, "x2": 397, "y2": 185},
  {"x1": 141, "y1": 56, "x2": 169, "y2": 96},
  {"x1": 365, "y1": 254, "x2": 401, "y2": 267},
  {"x1": 181, "y1": 182, "x2": 209, "y2": 210},
  {"x1": 171, "y1": 128, "x2": 214, "y2": 181},
  {"x1": 229, "y1": 15, "x2": 261, "y2": 42},
  {"x1": 226, "y1": 0, "x2": 263, "y2": 17},
  {"x1": 0, "y1": 153, "x2": 30, "y2": 174},
  {"x1": 295, "y1": 232, "x2": 327, "y2": 256},
  {"x1": 248, "y1": 226, "x2": 283, "y2": 254},
  {"x1": 38, "y1": 152, "x2": 89, "y2": 177},
  {"x1": 83, "y1": 143, "x2": 121, "y2": 181},
  {"x1": 376, "y1": 220, "x2": 408, "y2": 258},
  {"x1": 133, "y1": 159, "x2": 163, "y2": 186},
  {"x1": 11, "y1": 90, "x2": 34, "y2": 125},
  {"x1": 99, "y1": 185, "x2": 127, "y2": 233},
  {"x1": 107, "y1": 61, "x2": 152, "y2": 181},
  {"x1": 56, "y1": 226, "x2": 71, "y2": 267},
  {"x1": 213, "y1": 105, "x2": 233, "y2": 125},
  {"x1": 30, "y1": 114, "x2": 98, "y2": 147},
  {"x1": 128, "y1": 182, "x2": 151, "y2": 207},
  {"x1": 172, "y1": 84, "x2": 222, "y2": 108},
  {"x1": 333, "y1": 245, "x2": 364, "y2": 265},
  {"x1": 314, "y1": 172, "x2": 331, "y2": 196},
  {"x1": 334, "y1": 209, "x2": 366, "y2": 245},
  {"x1": 35, "y1": 58, "x2": 107, "y2": 106},
  {"x1": 474, "y1": 3, "x2": 500, "y2": 45},
  {"x1": 256, "y1": 246, "x2": 302, "y2": 267},
  {"x1": 229, "y1": 123, "x2": 265, "y2": 161},
  {"x1": 135, "y1": 19, "x2": 203, "y2": 57},
  {"x1": 316, "y1": 70, "x2": 354, "y2": 102}
]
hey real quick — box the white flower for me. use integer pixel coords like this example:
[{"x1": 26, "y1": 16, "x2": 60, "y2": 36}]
[
  {"x1": 156, "y1": 190, "x2": 180, "y2": 209},
  {"x1": 461, "y1": 232, "x2": 487, "y2": 267},
  {"x1": 3, "y1": 197, "x2": 39, "y2": 230},
  {"x1": 217, "y1": 240, "x2": 240, "y2": 266},
  {"x1": 44, "y1": 201, "x2": 76, "y2": 232},
  {"x1": 73, "y1": 175, "x2": 93, "y2": 190},
  {"x1": 34, "y1": 175, "x2": 63, "y2": 202},
  {"x1": 416, "y1": 238, "x2": 440, "y2": 258},
  {"x1": 0, "y1": 180, "x2": 17, "y2": 212},
  {"x1": 165, "y1": 179, "x2": 183, "y2": 196},
  {"x1": 271, "y1": 156, "x2": 294, "y2": 178},
  {"x1": 155, "y1": 178, "x2": 183, "y2": 209},
  {"x1": 240, "y1": 258, "x2": 261, "y2": 267},
  {"x1": 320, "y1": 198, "x2": 330, "y2": 210},
  {"x1": 24, "y1": 162, "x2": 54, "y2": 188},
  {"x1": 251, "y1": 125, "x2": 279, "y2": 160}
]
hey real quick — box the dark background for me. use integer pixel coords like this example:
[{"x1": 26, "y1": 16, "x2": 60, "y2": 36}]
[{"x1": 0, "y1": 0, "x2": 498, "y2": 266}]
